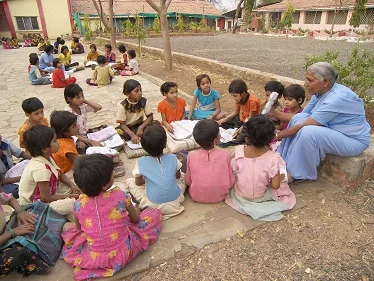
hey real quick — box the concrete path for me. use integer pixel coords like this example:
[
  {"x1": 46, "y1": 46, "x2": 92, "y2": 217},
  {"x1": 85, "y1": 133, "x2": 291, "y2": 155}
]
[{"x1": 0, "y1": 45, "x2": 316, "y2": 281}]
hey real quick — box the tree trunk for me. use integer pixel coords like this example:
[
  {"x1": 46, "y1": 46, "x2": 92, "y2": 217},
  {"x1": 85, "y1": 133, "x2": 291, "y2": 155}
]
[
  {"x1": 160, "y1": 10, "x2": 172, "y2": 70},
  {"x1": 92, "y1": 0, "x2": 116, "y2": 47},
  {"x1": 232, "y1": 0, "x2": 245, "y2": 34}
]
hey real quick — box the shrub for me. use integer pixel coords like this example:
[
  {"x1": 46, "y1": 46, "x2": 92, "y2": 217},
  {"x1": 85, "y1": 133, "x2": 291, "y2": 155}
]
[{"x1": 152, "y1": 17, "x2": 161, "y2": 34}]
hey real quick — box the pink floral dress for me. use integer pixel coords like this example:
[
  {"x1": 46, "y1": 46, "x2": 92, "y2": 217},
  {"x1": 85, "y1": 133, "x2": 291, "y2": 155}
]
[{"x1": 61, "y1": 187, "x2": 162, "y2": 280}]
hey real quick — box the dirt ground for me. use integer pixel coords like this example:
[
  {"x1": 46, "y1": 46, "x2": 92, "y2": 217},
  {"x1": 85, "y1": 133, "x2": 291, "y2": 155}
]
[{"x1": 121, "y1": 55, "x2": 374, "y2": 281}]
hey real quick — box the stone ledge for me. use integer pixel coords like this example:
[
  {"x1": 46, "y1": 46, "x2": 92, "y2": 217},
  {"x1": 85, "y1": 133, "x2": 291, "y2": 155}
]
[{"x1": 320, "y1": 136, "x2": 374, "y2": 188}]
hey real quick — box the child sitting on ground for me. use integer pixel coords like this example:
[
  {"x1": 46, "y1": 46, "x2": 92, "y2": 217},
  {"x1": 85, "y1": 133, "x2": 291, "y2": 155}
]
[
  {"x1": 185, "y1": 119, "x2": 234, "y2": 203},
  {"x1": 0, "y1": 134, "x2": 31, "y2": 198},
  {"x1": 86, "y1": 55, "x2": 114, "y2": 87},
  {"x1": 114, "y1": 43, "x2": 127, "y2": 72},
  {"x1": 0, "y1": 189, "x2": 50, "y2": 277},
  {"x1": 57, "y1": 39, "x2": 67, "y2": 54},
  {"x1": 58, "y1": 46, "x2": 79, "y2": 70},
  {"x1": 18, "y1": 125, "x2": 80, "y2": 221},
  {"x1": 84, "y1": 44, "x2": 99, "y2": 67},
  {"x1": 116, "y1": 79, "x2": 154, "y2": 143},
  {"x1": 53, "y1": 37, "x2": 61, "y2": 54},
  {"x1": 50, "y1": 111, "x2": 79, "y2": 174},
  {"x1": 126, "y1": 125, "x2": 186, "y2": 219},
  {"x1": 28, "y1": 55, "x2": 51, "y2": 85},
  {"x1": 104, "y1": 43, "x2": 116, "y2": 63},
  {"x1": 64, "y1": 84, "x2": 103, "y2": 154},
  {"x1": 52, "y1": 58, "x2": 77, "y2": 88},
  {"x1": 262, "y1": 80, "x2": 285, "y2": 114},
  {"x1": 37, "y1": 38, "x2": 46, "y2": 54},
  {"x1": 18, "y1": 97, "x2": 49, "y2": 148},
  {"x1": 225, "y1": 115, "x2": 296, "y2": 221},
  {"x1": 187, "y1": 74, "x2": 222, "y2": 120},
  {"x1": 120, "y1": 49, "x2": 138, "y2": 76},
  {"x1": 71, "y1": 38, "x2": 84, "y2": 54},
  {"x1": 61, "y1": 154, "x2": 162, "y2": 280},
  {"x1": 157, "y1": 81, "x2": 187, "y2": 133},
  {"x1": 23, "y1": 36, "x2": 32, "y2": 47}
]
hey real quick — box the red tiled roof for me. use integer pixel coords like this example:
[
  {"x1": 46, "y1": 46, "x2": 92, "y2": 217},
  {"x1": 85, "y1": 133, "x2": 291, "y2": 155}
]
[
  {"x1": 255, "y1": 0, "x2": 374, "y2": 11},
  {"x1": 72, "y1": 0, "x2": 222, "y2": 16}
]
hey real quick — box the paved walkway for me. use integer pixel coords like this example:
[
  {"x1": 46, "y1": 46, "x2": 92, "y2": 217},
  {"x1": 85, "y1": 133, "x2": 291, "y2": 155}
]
[{"x1": 0, "y1": 45, "x2": 321, "y2": 281}]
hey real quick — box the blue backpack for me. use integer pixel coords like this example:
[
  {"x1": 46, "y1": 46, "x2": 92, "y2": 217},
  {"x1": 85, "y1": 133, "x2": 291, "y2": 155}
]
[{"x1": 1, "y1": 201, "x2": 67, "y2": 265}]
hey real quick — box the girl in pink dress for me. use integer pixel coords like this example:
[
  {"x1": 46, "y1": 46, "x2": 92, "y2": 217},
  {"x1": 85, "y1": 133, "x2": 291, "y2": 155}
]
[
  {"x1": 225, "y1": 115, "x2": 296, "y2": 221},
  {"x1": 61, "y1": 154, "x2": 162, "y2": 280}
]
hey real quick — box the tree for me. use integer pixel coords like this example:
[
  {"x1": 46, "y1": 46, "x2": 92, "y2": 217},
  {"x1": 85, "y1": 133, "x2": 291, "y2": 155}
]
[
  {"x1": 91, "y1": 0, "x2": 116, "y2": 49},
  {"x1": 232, "y1": 0, "x2": 244, "y2": 34},
  {"x1": 233, "y1": 0, "x2": 256, "y2": 34},
  {"x1": 280, "y1": 1, "x2": 295, "y2": 33},
  {"x1": 329, "y1": 0, "x2": 349, "y2": 37},
  {"x1": 133, "y1": 14, "x2": 147, "y2": 57},
  {"x1": 146, "y1": 0, "x2": 173, "y2": 70},
  {"x1": 350, "y1": 0, "x2": 368, "y2": 28},
  {"x1": 244, "y1": 0, "x2": 256, "y2": 30}
]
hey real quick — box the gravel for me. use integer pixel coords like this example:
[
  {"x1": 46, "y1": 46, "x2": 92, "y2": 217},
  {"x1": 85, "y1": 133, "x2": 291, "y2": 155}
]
[{"x1": 126, "y1": 33, "x2": 374, "y2": 80}]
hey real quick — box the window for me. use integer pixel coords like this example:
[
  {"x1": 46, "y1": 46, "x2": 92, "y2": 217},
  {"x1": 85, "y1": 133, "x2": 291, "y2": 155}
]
[
  {"x1": 327, "y1": 10, "x2": 348, "y2": 24},
  {"x1": 15, "y1": 16, "x2": 39, "y2": 30},
  {"x1": 293, "y1": 11, "x2": 300, "y2": 24},
  {"x1": 362, "y1": 8, "x2": 374, "y2": 25},
  {"x1": 305, "y1": 11, "x2": 322, "y2": 24},
  {"x1": 270, "y1": 12, "x2": 281, "y2": 27}
]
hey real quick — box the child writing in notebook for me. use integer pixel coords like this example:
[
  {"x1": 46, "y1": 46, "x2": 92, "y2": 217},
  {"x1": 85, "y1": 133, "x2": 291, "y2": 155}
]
[
  {"x1": 185, "y1": 119, "x2": 234, "y2": 203},
  {"x1": 116, "y1": 79, "x2": 154, "y2": 144},
  {"x1": 50, "y1": 111, "x2": 79, "y2": 174},
  {"x1": 84, "y1": 44, "x2": 99, "y2": 67},
  {"x1": 157, "y1": 81, "x2": 186, "y2": 133},
  {"x1": 58, "y1": 46, "x2": 79, "y2": 70},
  {"x1": 126, "y1": 125, "x2": 186, "y2": 220},
  {"x1": 64, "y1": 84, "x2": 103, "y2": 154},
  {"x1": 86, "y1": 55, "x2": 114, "y2": 87},
  {"x1": 61, "y1": 154, "x2": 162, "y2": 280},
  {"x1": 18, "y1": 125, "x2": 80, "y2": 221},
  {"x1": 225, "y1": 115, "x2": 296, "y2": 221},
  {"x1": 51, "y1": 58, "x2": 77, "y2": 88},
  {"x1": 187, "y1": 74, "x2": 222, "y2": 120}
]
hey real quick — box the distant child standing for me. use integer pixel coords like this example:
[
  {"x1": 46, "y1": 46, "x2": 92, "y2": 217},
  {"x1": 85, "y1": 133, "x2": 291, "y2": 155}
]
[
  {"x1": 104, "y1": 44, "x2": 116, "y2": 63},
  {"x1": 126, "y1": 126, "x2": 186, "y2": 219},
  {"x1": 116, "y1": 79, "x2": 153, "y2": 143},
  {"x1": 84, "y1": 44, "x2": 99, "y2": 66},
  {"x1": 58, "y1": 46, "x2": 79, "y2": 70},
  {"x1": 61, "y1": 154, "x2": 162, "y2": 280},
  {"x1": 50, "y1": 111, "x2": 79, "y2": 174},
  {"x1": 64, "y1": 84, "x2": 103, "y2": 154},
  {"x1": 86, "y1": 55, "x2": 114, "y2": 87},
  {"x1": 185, "y1": 119, "x2": 234, "y2": 203},
  {"x1": 28, "y1": 55, "x2": 51, "y2": 85},
  {"x1": 187, "y1": 74, "x2": 222, "y2": 120},
  {"x1": 225, "y1": 115, "x2": 296, "y2": 221},
  {"x1": 157, "y1": 81, "x2": 186, "y2": 133},
  {"x1": 52, "y1": 58, "x2": 77, "y2": 88},
  {"x1": 18, "y1": 97, "x2": 49, "y2": 148},
  {"x1": 19, "y1": 125, "x2": 80, "y2": 220},
  {"x1": 120, "y1": 49, "x2": 138, "y2": 76}
]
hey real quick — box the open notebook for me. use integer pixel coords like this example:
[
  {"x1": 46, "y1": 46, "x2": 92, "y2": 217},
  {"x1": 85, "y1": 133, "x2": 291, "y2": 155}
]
[
  {"x1": 87, "y1": 126, "x2": 124, "y2": 149},
  {"x1": 169, "y1": 120, "x2": 199, "y2": 140}
]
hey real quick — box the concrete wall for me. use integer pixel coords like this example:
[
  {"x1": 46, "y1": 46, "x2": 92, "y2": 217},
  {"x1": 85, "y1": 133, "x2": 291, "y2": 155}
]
[
  {"x1": 7, "y1": 0, "x2": 40, "y2": 39},
  {"x1": 41, "y1": 0, "x2": 71, "y2": 39}
]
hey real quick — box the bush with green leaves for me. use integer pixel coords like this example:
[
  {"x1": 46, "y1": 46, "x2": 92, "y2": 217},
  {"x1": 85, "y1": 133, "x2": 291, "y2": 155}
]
[
  {"x1": 304, "y1": 47, "x2": 374, "y2": 104},
  {"x1": 123, "y1": 18, "x2": 133, "y2": 36},
  {"x1": 83, "y1": 14, "x2": 93, "y2": 41},
  {"x1": 152, "y1": 17, "x2": 161, "y2": 34},
  {"x1": 175, "y1": 15, "x2": 184, "y2": 33}
]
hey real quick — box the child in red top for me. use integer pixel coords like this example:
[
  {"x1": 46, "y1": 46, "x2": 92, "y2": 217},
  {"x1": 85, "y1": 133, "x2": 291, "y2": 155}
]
[
  {"x1": 52, "y1": 58, "x2": 76, "y2": 88},
  {"x1": 157, "y1": 81, "x2": 186, "y2": 133}
]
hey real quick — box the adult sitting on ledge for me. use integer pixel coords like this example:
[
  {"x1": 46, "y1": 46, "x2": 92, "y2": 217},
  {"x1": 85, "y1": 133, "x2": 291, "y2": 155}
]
[{"x1": 274, "y1": 62, "x2": 371, "y2": 182}]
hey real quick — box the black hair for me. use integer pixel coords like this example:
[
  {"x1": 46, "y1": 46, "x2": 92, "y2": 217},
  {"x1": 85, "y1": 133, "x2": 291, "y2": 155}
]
[
  {"x1": 141, "y1": 125, "x2": 166, "y2": 157},
  {"x1": 29, "y1": 55, "x2": 39, "y2": 65},
  {"x1": 59, "y1": 39, "x2": 65, "y2": 44},
  {"x1": 52, "y1": 58, "x2": 60, "y2": 67},
  {"x1": 123, "y1": 79, "x2": 141, "y2": 95},
  {"x1": 89, "y1": 44, "x2": 97, "y2": 51},
  {"x1": 60, "y1": 45, "x2": 68, "y2": 53},
  {"x1": 73, "y1": 38, "x2": 79, "y2": 43},
  {"x1": 64, "y1": 84, "x2": 83, "y2": 103},
  {"x1": 97, "y1": 55, "x2": 106, "y2": 64},
  {"x1": 243, "y1": 115, "x2": 275, "y2": 148},
  {"x1": 264, "y1": 81, "x2": 285, "y2": 97},
  {"x1": 44, "y1": 44, "x2": 54, "y2": 53},
  {"x1": 56, "y1": 37, "x2": 61, "y2": 42},
  {"x1": 193, "y1": 119, "x2": 219, "y2": 150},
  {"x1": 73, "y1": 154, "x2": 114, "y2": 197},
  {"x1": 29, "y1": 52, "x2": 38, "y2": 58},
  {"x1": 22, "y1": 97, "x2": 44, "y2": 114},
  {"x1": 127, "y1": 49, "x2": 136, "y2": 59},
  {"x1": 24, "y1": 125, "x2": 55, "y2": 157},
  {"x1": 118, "y1": 43, "x2": 127, "y2": 53},
  {"x1": 160, "y1": 81, "x2": 178, "y2": 95},
  {"x1": 104, "y1": 44, "x2": 112, "y2": 51},
  {"x1": 50, "y1": 110, "x2": 77, "y2": 138},
  {"x1": 228, "y1": 79, "x2": 248, "y2": 94},
  {"x1": 196, "y1": 74, "x2": 211, "y2": 88},
  {"x1": 283, "y1": 84, "x2": 306, "y2": 105}
]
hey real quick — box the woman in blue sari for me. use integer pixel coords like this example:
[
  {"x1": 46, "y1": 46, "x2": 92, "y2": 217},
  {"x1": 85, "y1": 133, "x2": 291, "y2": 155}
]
[{"x1": 276, "y1": 62, "x2": 371, "y2": 181}]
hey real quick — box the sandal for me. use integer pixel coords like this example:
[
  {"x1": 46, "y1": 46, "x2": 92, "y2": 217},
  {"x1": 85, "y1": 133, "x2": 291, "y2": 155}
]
[{"x1": 114, "y1": 161, "x2": 125, "y2": 178}]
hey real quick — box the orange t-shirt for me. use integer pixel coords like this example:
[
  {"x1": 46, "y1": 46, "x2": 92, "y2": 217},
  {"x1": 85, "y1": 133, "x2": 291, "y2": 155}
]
[
  {"x1": 18, "y1": 117, "x2": 49, "y2": 148},
  {"x1": 236, "y1": 93, "x2": 261, "y2": 121},
  {"x1": 157, "y1": 97, "x2": 186, "y2": 123},
  {"x1": 52, "y1": 138, "x2": 78, "y2": 174}
]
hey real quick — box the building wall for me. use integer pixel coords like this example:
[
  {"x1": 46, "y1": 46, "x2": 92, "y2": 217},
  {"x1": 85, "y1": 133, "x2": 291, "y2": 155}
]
[{"x1": 41, "y1": 0, "x2": 72, "y2": 39}]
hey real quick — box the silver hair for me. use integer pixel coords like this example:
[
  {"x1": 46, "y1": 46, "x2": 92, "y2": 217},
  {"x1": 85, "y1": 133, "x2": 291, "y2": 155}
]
[{"x1": 307, "y1": 62, "x2": 338, "y2": 86}]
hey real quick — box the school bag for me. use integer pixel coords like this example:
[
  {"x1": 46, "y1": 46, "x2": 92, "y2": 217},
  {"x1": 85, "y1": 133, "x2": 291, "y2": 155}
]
[{"x1": 0, "y1": 201, "x2": 67, "y2": 265}]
